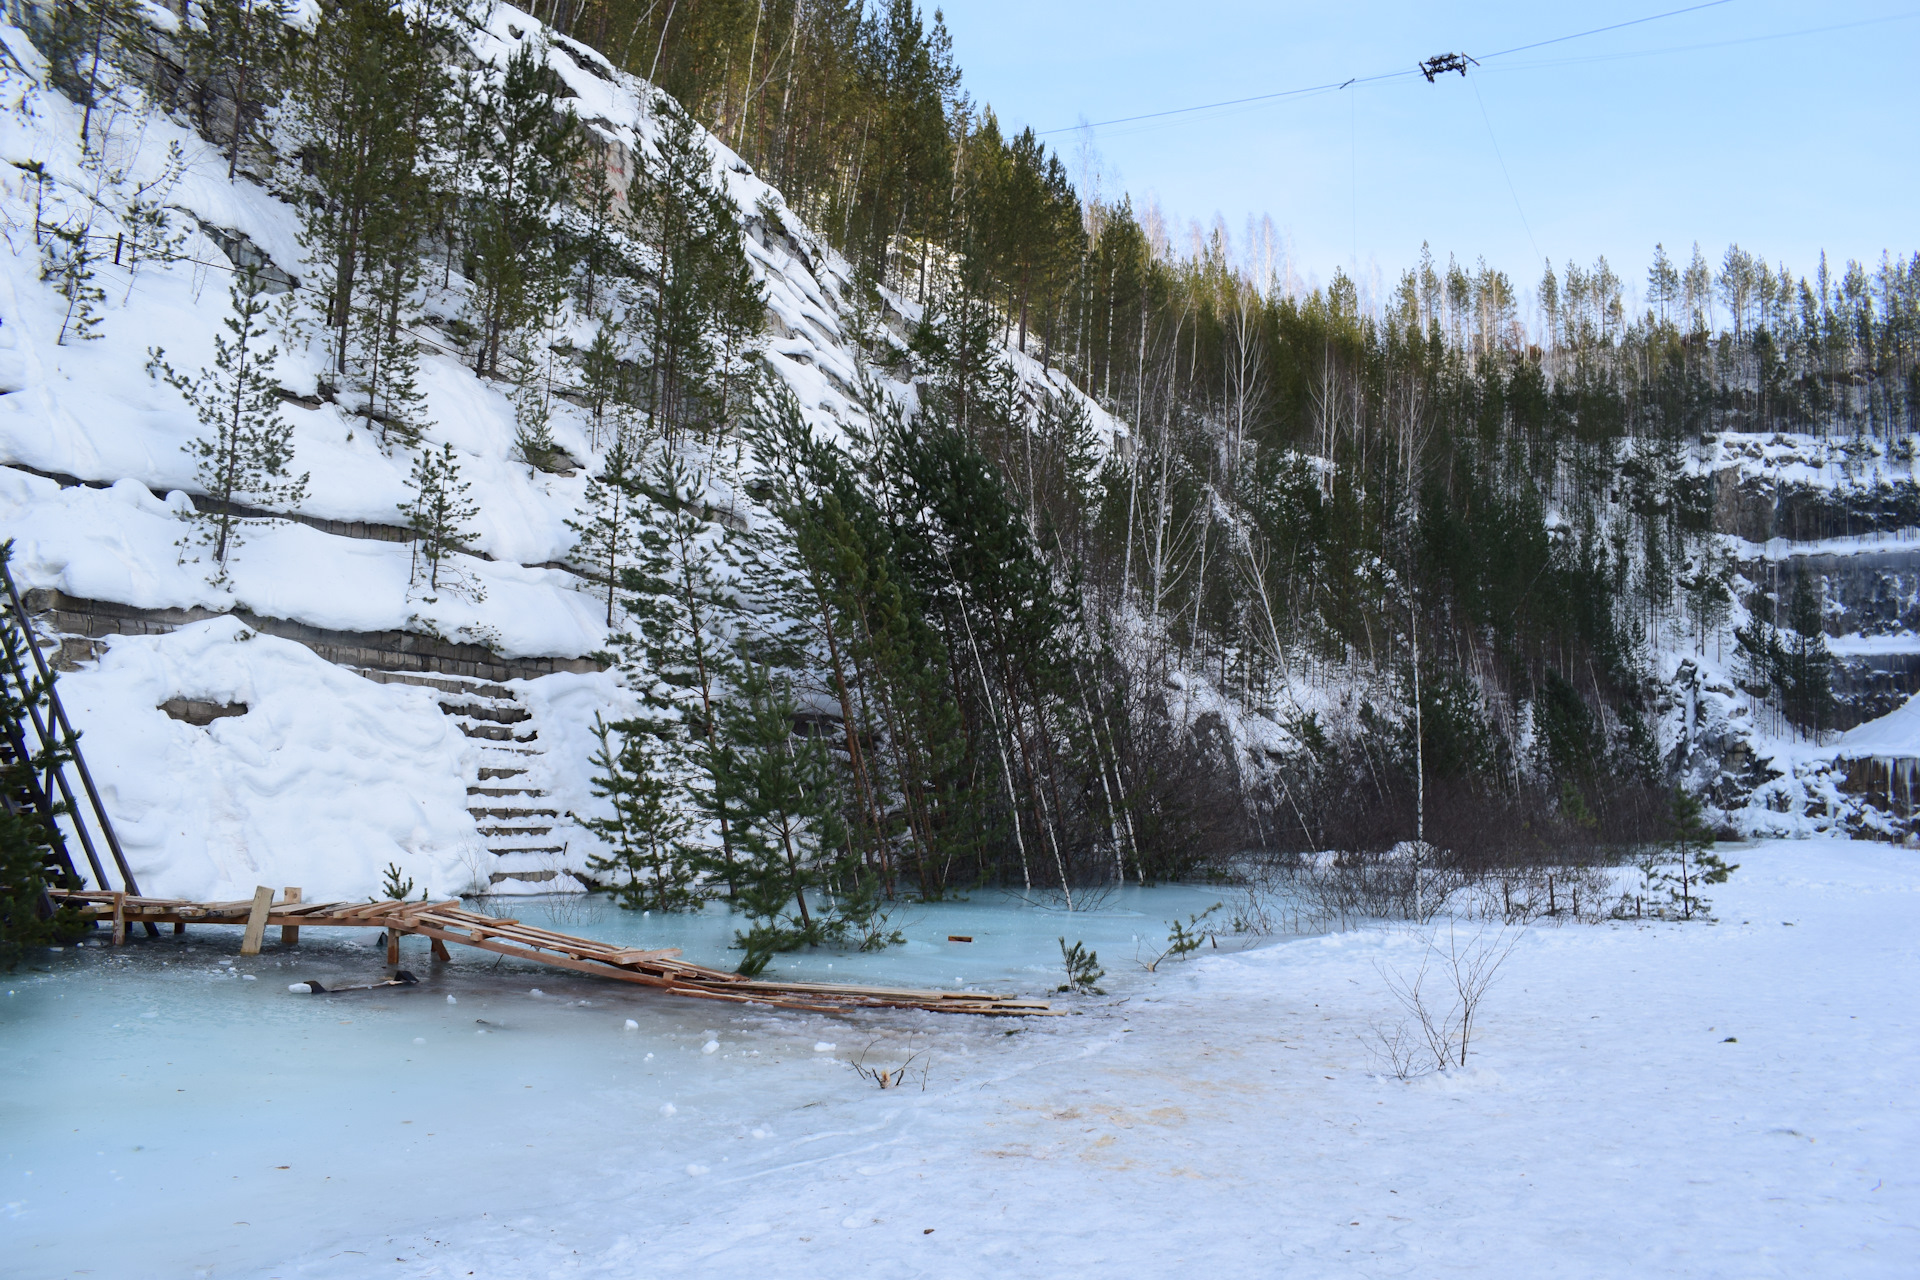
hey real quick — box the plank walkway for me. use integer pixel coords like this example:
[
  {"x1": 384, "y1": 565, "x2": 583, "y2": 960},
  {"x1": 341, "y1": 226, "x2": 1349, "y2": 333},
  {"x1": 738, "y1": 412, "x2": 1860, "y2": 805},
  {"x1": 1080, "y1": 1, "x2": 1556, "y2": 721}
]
[{"x1": 50, "y1": 889, "x2": 1054, "y2": 1016}]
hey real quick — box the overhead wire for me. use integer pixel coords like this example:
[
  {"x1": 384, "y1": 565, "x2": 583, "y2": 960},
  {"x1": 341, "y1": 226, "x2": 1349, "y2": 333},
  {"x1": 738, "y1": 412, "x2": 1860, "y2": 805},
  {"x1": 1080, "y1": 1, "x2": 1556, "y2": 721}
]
[{"x1": 1039, "y1": 0, "x2": 1743, "y2": 136}]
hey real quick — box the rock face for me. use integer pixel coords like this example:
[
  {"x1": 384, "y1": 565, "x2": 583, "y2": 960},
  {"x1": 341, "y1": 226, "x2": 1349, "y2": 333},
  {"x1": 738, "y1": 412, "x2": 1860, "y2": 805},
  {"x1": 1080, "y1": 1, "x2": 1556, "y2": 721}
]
[{"x1": 1677, "y1": 434, "x2": 1920, "y2": 840}]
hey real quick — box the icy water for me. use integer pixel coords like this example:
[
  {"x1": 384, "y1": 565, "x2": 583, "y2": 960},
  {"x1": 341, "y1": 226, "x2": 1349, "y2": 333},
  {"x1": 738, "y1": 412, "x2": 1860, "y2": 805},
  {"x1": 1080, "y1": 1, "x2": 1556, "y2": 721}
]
[{"x1": 1, "y1": 885, "x2": 1247, "y2": 1278}]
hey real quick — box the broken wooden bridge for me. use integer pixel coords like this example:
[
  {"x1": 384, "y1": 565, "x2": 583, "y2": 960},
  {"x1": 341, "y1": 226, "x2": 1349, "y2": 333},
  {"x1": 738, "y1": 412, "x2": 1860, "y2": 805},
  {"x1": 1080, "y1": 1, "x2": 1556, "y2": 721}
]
[{"x1": 51, "y1": 888, "x2": 1054, "y2": 1017}]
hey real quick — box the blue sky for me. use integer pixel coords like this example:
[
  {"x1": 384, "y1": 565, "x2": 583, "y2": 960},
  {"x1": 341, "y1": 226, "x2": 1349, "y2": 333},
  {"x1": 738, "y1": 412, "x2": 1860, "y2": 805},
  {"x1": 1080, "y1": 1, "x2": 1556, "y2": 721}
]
[{"x1": 938, "y1": 0, "x2": 1920, "y2": 301}]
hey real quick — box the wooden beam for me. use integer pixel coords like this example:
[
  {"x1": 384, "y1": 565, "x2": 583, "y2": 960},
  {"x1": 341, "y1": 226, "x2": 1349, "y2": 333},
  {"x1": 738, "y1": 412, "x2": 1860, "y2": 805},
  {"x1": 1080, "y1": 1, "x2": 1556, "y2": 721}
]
[
  {"x1": 111, "y1": 892, "x2": 126, "y2": 946},
  {"x1": 280, "y1": 887, "x2": 301, "y2": 946},
  {"x1": 238, "y1": 886, "x2": 273, "y2": 956},
  {"x1": 430, "y1": 936, "x2": 451, "y2": 962},
  {"x1": 386, "y1": 928, "x2": 400, "y2": 966}
]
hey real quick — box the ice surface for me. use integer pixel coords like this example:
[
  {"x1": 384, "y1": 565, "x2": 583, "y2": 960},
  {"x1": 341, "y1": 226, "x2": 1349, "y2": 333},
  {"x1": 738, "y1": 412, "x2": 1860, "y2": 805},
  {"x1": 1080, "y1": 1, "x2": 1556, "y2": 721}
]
[{"x1": 6, "y1": 842, "x2": 1919, "y2": 1278}]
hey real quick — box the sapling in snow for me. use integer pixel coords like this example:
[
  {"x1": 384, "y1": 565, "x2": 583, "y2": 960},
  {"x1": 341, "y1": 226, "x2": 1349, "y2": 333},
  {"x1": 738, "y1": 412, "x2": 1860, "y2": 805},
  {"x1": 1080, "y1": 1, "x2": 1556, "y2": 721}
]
[
  {"x1": 397, "y1": 442, "x2": 482, "y2": 600},
  {"x1": 565, "y1": 430, "x2": 642, "y2": 625},
  {"x1": 1058, "y1": 938, "x2": 1105, "y2": 994},
  {"x1": 41, "y1": 221, "x2": 105, "y2": 345},
  {"x1": 1139, "y1": 902, "x2": 1221, "y2": 971},
  {"x1": 153, "y1": 268, "x2": 309, "y2": 580},
  {"x1": 1633, "y1": 788, "x2": 1737, "y2": 921},
  {"x1": 376, "y1": 861, "x2": 422, "y2": 901}
]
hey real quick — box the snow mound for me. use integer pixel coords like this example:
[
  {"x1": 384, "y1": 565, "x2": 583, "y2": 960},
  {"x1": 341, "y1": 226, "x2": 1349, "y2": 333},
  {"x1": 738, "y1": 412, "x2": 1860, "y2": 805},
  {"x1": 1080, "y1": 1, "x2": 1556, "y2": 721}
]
[{"x1": 57, "y1": 617, "x2": 484, "y2": 899}]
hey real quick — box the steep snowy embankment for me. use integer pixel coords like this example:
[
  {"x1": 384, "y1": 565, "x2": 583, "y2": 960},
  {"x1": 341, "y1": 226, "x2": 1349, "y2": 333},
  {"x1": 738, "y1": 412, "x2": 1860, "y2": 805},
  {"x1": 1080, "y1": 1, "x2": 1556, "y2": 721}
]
[{"x1": 0, "y1": 6, "x2": 1128, "y2": 897}]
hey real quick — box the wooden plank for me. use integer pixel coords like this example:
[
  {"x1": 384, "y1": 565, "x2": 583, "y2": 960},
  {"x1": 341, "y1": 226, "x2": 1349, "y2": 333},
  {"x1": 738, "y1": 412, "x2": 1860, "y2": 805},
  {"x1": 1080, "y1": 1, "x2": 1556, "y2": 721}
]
[
  {"x1": 402, "y1": 923, "x2": 681, "y2": 990},
  {"x1": 280, "y1": 887, "x2": 301, "y2": 947},
  {"x1": 56, "y1": 888, "x2": 1052, "y2": 1015},
  {"x1": 238, "y1": 886, "x2": 273, "y2": 956}
]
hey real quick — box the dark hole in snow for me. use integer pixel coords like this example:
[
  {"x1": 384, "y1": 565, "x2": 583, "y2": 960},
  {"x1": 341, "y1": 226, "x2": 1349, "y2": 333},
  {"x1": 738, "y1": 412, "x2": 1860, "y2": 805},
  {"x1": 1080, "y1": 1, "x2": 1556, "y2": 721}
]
[{"x1": 161, "y1": 698, "x2": 248, "y2": 726}]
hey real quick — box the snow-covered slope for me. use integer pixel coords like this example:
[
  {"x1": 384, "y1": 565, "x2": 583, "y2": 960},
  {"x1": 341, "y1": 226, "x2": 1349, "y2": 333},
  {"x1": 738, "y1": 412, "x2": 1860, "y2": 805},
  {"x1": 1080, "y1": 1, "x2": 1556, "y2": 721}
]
[{"x1": 0, "y1": 6, "x2": 1119, "y2": 897}]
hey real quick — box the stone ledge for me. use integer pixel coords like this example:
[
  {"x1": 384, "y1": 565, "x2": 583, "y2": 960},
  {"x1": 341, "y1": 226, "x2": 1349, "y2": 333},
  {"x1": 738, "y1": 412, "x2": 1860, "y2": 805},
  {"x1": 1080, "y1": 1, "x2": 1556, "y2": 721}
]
[{"x1": 25, "y1": 589, "x2": 605, "y2": 684}]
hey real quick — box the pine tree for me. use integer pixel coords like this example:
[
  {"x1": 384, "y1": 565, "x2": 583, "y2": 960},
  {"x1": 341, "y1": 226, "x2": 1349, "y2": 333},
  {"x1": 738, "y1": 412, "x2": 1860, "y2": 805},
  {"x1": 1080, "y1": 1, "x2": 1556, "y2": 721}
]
[
  {"x1": 1782, "y1": 568, "x2": 1834, "y2": 738},
  {"x1": 623, "y1": 452, "x2": 743, "y2": 887},
  {"x1": 287, "y1": 0, "x2": 449, "y2": 384},
  {"x1": 154, "y1": 269, "x2": 309, "y2": 578},
  {"x1": 717, "y1": 664, "x2": 849, "y2": 971},
  {"x1": 41, "y1": 222, "x2": 106, "y2": 346},
  {"x1": 397, "y1": 442, "x2": 481, "y2": 598},
  {"x1": 176, "y1": 0, "x2": 295, "y2": 179},
  {"x1": 566, "y1": 430, "x2": 642, "y2": 626},
  {"x1": 1645, "y1": 788, "x2": 1736, "y2": 921},
  {"x1": 584, "y1": 714, "x2": 701, "y2": 911},
  {"x1": 628, "y1": 101, "x2": 762, "y2": 442},
  {"x1": 464, "y1": 38, "x2": 584, "y2": 377}
]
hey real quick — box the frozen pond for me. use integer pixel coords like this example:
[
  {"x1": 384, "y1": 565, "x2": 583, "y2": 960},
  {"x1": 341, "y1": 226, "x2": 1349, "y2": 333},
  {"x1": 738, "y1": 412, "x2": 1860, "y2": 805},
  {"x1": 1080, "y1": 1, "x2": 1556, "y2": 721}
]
[
  {"x1": 1, "y1": 885, "x2": 1253, "y2": 1278},
  {"x1": 15, "y1": 846, "x2": 1910, "y2": 1279}
]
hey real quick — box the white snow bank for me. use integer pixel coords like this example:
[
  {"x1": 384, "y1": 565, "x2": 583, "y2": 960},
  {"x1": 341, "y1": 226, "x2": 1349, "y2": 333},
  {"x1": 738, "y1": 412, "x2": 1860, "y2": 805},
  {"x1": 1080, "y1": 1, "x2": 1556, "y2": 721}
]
[
  {"x1": 0, "y1": 466, "x2": 609, "y2": 657},
  {"x1": 1834, "y1": 694, "x2": 1920, "y2": 755},
  {"x1": 57, "y1": 617, "x2": 484, "y2": 899}
]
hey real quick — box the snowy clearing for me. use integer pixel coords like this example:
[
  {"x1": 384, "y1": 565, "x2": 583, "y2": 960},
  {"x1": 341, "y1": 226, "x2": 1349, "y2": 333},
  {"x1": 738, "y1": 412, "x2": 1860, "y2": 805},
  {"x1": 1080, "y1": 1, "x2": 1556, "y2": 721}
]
[{"x1": 4, "y1": 838, "x2": 1915, "y2": 1277}]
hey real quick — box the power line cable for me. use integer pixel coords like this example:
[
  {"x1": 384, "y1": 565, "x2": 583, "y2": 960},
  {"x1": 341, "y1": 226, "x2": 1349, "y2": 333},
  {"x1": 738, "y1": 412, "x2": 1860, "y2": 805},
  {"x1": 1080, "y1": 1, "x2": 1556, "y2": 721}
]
[
  {"x1": 1040, "y1": 0, "x2": 1738, "y2": 136},
  {"x1": 1468, "y1": 74, "x2": 1542, "y2": 267}
]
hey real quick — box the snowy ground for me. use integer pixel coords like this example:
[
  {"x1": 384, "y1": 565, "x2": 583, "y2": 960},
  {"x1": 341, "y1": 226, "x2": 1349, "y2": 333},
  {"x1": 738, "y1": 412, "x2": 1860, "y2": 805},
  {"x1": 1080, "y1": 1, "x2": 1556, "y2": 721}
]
[{"x1": 4, "y1": 838, "x2": 1917, "y2": 1278}]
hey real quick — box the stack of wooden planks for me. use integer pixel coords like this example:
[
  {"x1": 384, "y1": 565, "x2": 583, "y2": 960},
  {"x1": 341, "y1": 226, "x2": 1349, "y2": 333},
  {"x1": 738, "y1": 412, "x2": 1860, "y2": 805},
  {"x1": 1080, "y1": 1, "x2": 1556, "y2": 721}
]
[{"x1": 49, "y1": 889, "x2": 1055, "y2": 1016}]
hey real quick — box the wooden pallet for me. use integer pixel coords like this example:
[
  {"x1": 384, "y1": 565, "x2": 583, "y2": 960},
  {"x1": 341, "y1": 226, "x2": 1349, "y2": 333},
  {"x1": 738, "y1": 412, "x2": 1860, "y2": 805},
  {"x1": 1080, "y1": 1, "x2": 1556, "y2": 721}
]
[{"x1": 50, "y1": 889, "x2": 1054, "y2": 1016}]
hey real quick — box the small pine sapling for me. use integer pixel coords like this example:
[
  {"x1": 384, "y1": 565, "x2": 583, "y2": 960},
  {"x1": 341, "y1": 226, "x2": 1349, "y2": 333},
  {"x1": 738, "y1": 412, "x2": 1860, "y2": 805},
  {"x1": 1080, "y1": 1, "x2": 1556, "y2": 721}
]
[
  {"x1": 1650, "y1": 788, "x2": 1737, "y2": 921},
  {"x1": 1057, "y1": 938, "x2": 1105, "y2": 994},
  {"x1": 397, "y1": 442, "x2": 482, "y2": 600},
  {"x1": 565, "y1": 431, "x2": 642, "y2": 626},
  {"x1": 1140, "y1": 902, "x2": 1221, "y2": 971},
  {"x1": 377, "y1": 862, "x2": 415, "y2": 900},
  {"x1": 119, "y1": 141, "x2": 187, "y2": 302},
  {"x1": 512, "y1": 381, "x2": 567, "y2": 473},
  {"x1": 154, "y1": 269, "x2": 310, "y2": 579},
  {"x1": 42, "y1": 221, "x2": 106, "y2": 345}
]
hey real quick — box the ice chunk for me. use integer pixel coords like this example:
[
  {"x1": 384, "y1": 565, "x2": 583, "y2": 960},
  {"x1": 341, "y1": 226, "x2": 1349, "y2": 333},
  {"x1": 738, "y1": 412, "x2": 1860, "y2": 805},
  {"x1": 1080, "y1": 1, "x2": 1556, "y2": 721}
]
[
  {"x1": 446, "y1": 995, "x2": 457, "y2": 1004},
  {"x1": 813, "y1": 1042, "x2": 835, "y2": 1052},
  {"x1": 287, "y1": 983, "x2": 312, "y2": 994},
  {"x1": 529, "y1": 988, "x2": 544, "y2": 998},
  {"x1": 624, "y1": 1019, "x2": 639, "y2": 1031},
  {"x1": 686, "y1": 1164, "x2": 708, "y2": 1176},
  {"x1": 702, "y1": 1040, "x2": 719, "y2": 1054},
  {"x1": 413, "y1": 1037, "x2": 426, "y2": 1045},
  {"x1": 659, "y1": 1103, "x2": 676, "y2": 1117}
]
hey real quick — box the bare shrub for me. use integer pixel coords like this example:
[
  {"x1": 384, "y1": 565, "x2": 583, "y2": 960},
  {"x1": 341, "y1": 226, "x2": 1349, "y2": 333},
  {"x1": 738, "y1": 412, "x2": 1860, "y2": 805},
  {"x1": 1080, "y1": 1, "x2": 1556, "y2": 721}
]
[
  {"x1": 849, "y1": 1039, "x2": 932, "y2": 1090},
  {"x1": 1375, "y1": 921, "x2": 1524, "y2": 1073}
]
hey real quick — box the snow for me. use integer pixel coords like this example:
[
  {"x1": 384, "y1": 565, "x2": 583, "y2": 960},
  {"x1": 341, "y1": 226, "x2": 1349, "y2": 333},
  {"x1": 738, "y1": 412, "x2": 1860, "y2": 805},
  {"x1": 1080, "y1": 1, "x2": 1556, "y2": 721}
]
[
  {"x1": 51, "y1": 617, "x2": 484, "y2": 900},
  {"x1": 1836, "y1": 696, "x2": 1920, "y2": 754},
  {"x1": 5, "y1": 840, "x2": 1917, "y2": 1277}
]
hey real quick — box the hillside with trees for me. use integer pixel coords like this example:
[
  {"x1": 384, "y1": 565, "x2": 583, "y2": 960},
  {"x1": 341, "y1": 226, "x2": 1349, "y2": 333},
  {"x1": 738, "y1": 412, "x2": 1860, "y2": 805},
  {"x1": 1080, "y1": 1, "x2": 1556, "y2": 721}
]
[{"x1": 4, "y1": 0, "x2": 1918, "y2": 934}]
